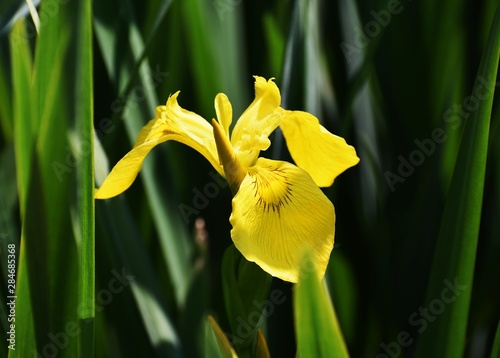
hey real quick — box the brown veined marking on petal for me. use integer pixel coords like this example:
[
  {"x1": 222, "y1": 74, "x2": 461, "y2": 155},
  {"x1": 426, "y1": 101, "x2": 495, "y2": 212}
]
[
  {"x1": 140, "y1": 119, "x2": 172, "y2": 142},
  {"x1": 162, "y1": 128, "x2": 174, "y2": 136},
  {"x1": 249, "y1": 163, "x2": 293, "y2": 217},
  {"x1": 142, "y1": 128, "x2": 173, "y2": 142}
]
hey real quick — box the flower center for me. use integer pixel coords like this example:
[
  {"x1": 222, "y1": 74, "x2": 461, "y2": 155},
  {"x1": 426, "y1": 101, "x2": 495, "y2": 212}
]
[{"x1": 248, "y1": 164, "x2": 292, "y2": 216}]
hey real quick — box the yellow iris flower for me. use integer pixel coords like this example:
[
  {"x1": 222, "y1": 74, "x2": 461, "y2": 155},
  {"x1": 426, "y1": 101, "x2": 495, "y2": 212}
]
[{"x1": 95, "y1": 76, "x2": 359, "y2": 282}]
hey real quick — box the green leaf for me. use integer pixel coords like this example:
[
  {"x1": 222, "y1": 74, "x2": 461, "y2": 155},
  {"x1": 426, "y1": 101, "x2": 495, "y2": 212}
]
[
  {"x1": 13, "y1": 154, "x2": 56, "y2": 357},
  {"x1": 0, "y1": 0, "x2": 34, "y2": 36},
  {"x1": 93, "y1": 0, "x2": 194, "y2": 305},
  {"x1": 338, "y1": 0, "x2": 381, "y2": 221},
  {"x1": 8, "y1": 24, "x2": 40, "y2": 354},
  {"x1": 9, "y1": 19, "x2": 32, "y2": 214},
  {"x1": 255, "y1": 330, "x2": 271, "y2": 358},
  {"x1": 103, "y1": 0, "x2": 173, "y2": 118},
  {"x1": 96, "y1": 199, "x2": 181, "y2": 356},
  {"x1": 180, "y1": 0, "x2": 248, "y2": 114},
  {"x1": 10, "y1": 1, "x2": 80, "y2": 356},
  {"x1": 415, "y1": 4, "x2": 500, "y2": 358},
  {"x1": 326, "y1": 253, "x2": 358, "y2": 346},
  {"x1": 74, "y1": 0, "x2": 95, "y2": 355},
  {"x1": 294, "y1": 250, "x2": 349, "y2": 358},
  {"x1": 263, "y1": 13, "x2": 285, "y2": 80},
  {"x1": 222, "y1": 245, "x2": 272, "y2": 354}
]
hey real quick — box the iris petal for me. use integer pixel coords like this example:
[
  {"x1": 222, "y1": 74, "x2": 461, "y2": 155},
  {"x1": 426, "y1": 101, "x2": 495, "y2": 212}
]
[
  {"x1": 95, "y1": 92, "x2": 222, "y2": 199},
  {"x1": 94, "y1": 138, "x2": 169, "y2": 199},
  {"x1": 214, "y1": 93, "x2": 232, "y2": 137},
  {"x1": 229, "y1": 157, "x2": 335, "y2": 283},
  {"x1": 279, "y1": 110, "x2": 360, "y2": 187},
  {"x1": 132, "y1": 118, "x2": 156, "y2": 148},
  {"x1": 230, "y1": 76, "x2": 281, "y2": 167}
]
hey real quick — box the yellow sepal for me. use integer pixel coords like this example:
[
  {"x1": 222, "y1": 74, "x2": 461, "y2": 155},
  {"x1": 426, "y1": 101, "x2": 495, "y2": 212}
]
[{"x1": 95, "y1": 137, "x2": 169, "y2": 199}]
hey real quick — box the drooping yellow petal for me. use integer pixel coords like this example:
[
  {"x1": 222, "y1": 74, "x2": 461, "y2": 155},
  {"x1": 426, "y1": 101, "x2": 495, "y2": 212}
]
[
  {"x1": 229, "y1": 157, "x2": 335, "y2": 283},
  {"x1": 95, "y1": 92, "x2": 223, "y2": 199},
  {"x1": 132, "y1": 118, "x2": 156, "y2": 148},
  {"x1": 94, "y1": 137, "x2": 170, "y2": 199},
  {"x1": 230, "y1": 77, "x2": 281, "y2": 167},
  {"x1": 214, "y1": 93, "x2": 232, "y2": 137},
  {"x1": 279, "y1": 110, "x2": 360, "y2": 187}
]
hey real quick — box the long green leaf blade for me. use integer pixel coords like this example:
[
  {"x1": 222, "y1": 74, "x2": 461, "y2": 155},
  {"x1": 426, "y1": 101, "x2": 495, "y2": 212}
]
[
  {"x1": 93, "y1": 0, "x2": 193, "y2": 304},
  {"x1": 294, "y1": 251, "x2": 349, "y2": 358},
  {"x1": 415, "y1": 4, "x2": 500, "y2": 357},
  {"x1": 97, "y1": 199, "x2": 181, "y2": 356},
  {"x1": 8, "y1": 22, "x2": 39, "y2": 355},
  {"x1": 11, "y1": 0, "x2": 78, "y2": 356},
  {"x1": 75, "y1": 0, "x2": 95, "y2": 355},
  {"x1": 9, "y1": 19, "x2": 32, "y2": 215},
  {"x1": 205, "y1": 315, "x2": 237, "y2": 358}
]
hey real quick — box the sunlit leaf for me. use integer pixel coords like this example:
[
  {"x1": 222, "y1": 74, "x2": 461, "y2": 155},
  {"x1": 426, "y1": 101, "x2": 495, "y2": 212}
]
[{"x1": 294, "y1": 250, "x2": 349, "y2": 358}]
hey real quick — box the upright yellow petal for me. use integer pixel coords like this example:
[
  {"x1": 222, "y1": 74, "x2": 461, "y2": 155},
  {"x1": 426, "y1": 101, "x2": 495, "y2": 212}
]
[
  {"x1": 214, "y1": 93, "x2": 232, "y2": 137},
  {"x1": 95, "y1": 92, "x2": 223, "y2": 199},
  {"x1": 231, "y1": 77, "x2": 281, "y2": 167},
  {"x1": 229, "y1": 158, "x2": 335, "y2": 283},
  {"x1": 161, "y1": 92, "x2": 221, "y2": 172},
  {"x1": 279, "y1": 110, "x2": 360, "y2": 187}
]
